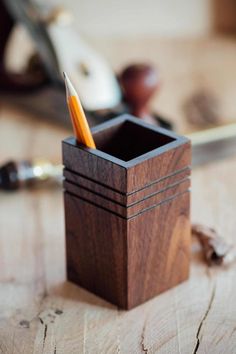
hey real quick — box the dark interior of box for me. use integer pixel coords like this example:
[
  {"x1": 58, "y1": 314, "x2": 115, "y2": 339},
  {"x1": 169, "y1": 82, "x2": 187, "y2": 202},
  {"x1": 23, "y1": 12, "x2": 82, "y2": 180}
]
[{"x1": 93, "y1": 121, "x2": 175, "y2": 161}]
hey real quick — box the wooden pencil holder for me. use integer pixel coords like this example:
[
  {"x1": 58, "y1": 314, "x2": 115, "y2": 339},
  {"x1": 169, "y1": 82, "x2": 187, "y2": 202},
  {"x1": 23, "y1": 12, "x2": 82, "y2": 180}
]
[{"x1": 62, "y1": 114, "x2": 191, "y2": 309}]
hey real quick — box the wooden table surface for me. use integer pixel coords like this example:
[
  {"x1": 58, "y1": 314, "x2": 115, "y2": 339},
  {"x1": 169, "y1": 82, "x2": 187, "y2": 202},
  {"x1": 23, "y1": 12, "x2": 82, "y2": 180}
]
[{"x1": 1, "y1": 37, "x2": 236, "y2": 353}]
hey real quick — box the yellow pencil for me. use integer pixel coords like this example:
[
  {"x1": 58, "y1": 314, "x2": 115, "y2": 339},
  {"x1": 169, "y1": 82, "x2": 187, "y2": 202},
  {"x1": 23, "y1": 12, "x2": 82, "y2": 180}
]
[{"x1": 63, "y1": 72, "x2": 96, "y2": 149}]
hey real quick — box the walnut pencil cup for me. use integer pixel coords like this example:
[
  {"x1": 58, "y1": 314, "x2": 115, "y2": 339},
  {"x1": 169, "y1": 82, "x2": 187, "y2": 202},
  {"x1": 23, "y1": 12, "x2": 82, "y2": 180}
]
[{"x1": 62, "y1": 115, "x2": 191, "y2": 309}]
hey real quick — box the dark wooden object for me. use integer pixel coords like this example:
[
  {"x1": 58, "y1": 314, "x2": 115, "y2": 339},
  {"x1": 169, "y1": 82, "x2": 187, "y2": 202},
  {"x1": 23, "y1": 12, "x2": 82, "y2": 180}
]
[
  {"x1": 119, "y1": 64, "x2": 162, "y2": 126},
  {"x1": 62, "y1": 114, "x2": 191, "y2": 309},
  {"x1": 213, "y1": 0, "x2": 236, "y2": 34},
  {"x1": 117, "y1": 63, "x2": 173, "y2": 130}
]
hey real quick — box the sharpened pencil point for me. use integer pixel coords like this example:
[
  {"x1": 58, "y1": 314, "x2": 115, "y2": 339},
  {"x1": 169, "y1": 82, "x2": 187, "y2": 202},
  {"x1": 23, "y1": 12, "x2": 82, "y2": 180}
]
[
  {"x1": 63, "y1": 72, "x2": 96, "y2": 149},
  {"x1": 63, "y1": 72, "x2": 78, "y2": 98}
]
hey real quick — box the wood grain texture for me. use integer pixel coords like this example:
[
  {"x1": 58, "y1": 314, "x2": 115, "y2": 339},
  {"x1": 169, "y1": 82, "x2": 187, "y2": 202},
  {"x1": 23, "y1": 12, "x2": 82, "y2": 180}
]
[
  {"x1": 62, "y1": 137, "x2": 128, "y2": 192},
  {"x1": 127, "y1": 191, "x2": 190, "y2": 308},
  {"x1": 63, "y1": 116, "x2": 191, "y2": 309},
  {"x1": 63, "y1": 166, "x2": 191, "y2": 205},
  {"x1": 64, "y1": 192, "x2": 128, "y2": 308},
  {"x1": 64, "y1": 190, "x2": 190, "y2": 309},
  {"x1": 62, "y1": 115, "x2": 191, "y2": 193},
  {"x1": 127, "y1": 142, "x2": 191, "y2": 192},
  {"x1": 1, "y1": 36, "x2": 236, "y2": 352},
  {"x1": 63, "y1": 178, "x2": 190, "y2": 218}
]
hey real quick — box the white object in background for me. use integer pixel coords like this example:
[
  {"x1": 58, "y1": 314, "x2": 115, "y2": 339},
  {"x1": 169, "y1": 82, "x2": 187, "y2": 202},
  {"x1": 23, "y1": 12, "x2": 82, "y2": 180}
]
[
  {"x1": 46, "y1": 7, "x2": 121, "y2": 111},
  {"x1": 4, "y1": 24, "x2": 36, "y2": 73},
  {"x1": 4, "y1": 5, "x2": 121, "y2": 111}
]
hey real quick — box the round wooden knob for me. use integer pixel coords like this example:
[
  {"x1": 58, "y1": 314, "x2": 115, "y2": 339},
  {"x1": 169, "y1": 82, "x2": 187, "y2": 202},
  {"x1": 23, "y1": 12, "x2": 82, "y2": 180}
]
[{"x1": 119, "y1": 63, "x2": 160, "y2": 121}]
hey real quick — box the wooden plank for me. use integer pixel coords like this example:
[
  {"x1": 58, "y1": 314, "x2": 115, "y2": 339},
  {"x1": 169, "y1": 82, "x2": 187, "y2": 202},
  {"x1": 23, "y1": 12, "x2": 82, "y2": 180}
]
[{"x1": 1, "y1": 36, "x2": 236, "y2": 352}]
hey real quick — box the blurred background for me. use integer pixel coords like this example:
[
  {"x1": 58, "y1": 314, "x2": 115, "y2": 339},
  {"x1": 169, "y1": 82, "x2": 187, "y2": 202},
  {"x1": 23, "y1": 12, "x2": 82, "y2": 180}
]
[
  {"x1": 65, "y1": 0, "x2": 212, "y2": 37},
  {"x1": 1, "y1": 2, "x2": 236, "y2": 349},
  {"x1": 1, "y1": 0, "x2": 236, "y2": 187},
  {"x1": 53, "y1": 0, "x2": 236, "y2": 37}
]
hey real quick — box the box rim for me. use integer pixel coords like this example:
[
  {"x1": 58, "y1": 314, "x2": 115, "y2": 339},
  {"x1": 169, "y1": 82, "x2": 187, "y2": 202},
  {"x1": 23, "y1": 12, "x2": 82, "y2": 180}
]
[{"x1": 63, "y1": 114, "x2": 190, "y2": 169}]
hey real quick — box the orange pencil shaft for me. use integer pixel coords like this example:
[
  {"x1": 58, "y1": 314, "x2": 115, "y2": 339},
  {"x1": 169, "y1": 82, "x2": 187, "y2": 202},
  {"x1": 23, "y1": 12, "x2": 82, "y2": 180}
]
[
  {"x1": 68, "y1": 104, "x2": 83, "y2": 143},
  {"x1": 68, "y1": 96, "x2": 96, "y2": 149},
  {"x1": 64, "y1": 72, "x2": 96, "y2": 149}
]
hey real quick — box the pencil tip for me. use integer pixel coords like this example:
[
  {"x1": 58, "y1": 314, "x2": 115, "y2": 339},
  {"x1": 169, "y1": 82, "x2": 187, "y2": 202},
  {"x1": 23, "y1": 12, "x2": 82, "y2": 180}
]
[{"x1": 63, "y1": 71, "x2": 77, "y2": 98}]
